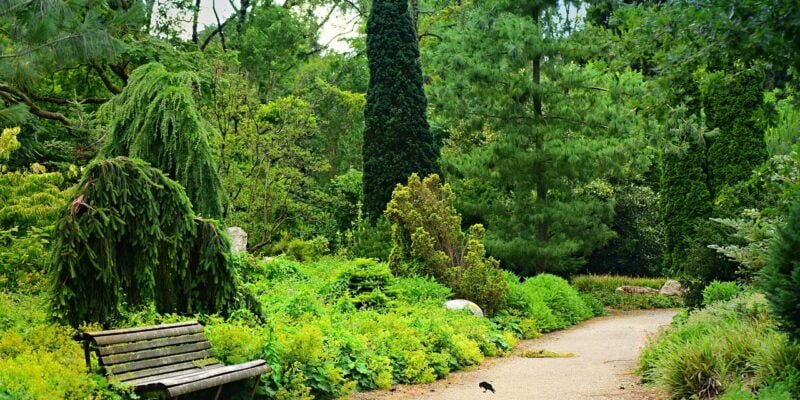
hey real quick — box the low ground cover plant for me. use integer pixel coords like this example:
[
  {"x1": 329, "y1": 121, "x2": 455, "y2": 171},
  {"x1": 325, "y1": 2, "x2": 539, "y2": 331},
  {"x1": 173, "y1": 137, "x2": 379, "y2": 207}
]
[
  {"x1": 639, "y1": 292, "x2": 800, "y2": 399},
  {"x1": 0, "y1": 255, "x2": 602, "y2": 399},
  {"x1": 572, "y1": 274, "x2": 683, "y2": 310}
]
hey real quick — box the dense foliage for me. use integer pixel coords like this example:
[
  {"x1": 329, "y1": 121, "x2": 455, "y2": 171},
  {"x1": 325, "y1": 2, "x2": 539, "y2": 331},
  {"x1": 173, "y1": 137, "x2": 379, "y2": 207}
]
[
  {"x1": 762, "y1": 202, "x2": 800, "y2": 341},
  {"x1": 426, "y1": 0, "x2": 649, "y2": 275},
  {"x1": 49, "y1": 157, "x2": 237, "y2": 326},
  {"x1": 1, "y1": 0, "x2": 799, "y2": 398},
  {"x1": 362, "y1": 0, "x2": 441, "y2": 219},
  {"x1": 385, "y1": 174, "x2": 508, "y2": 315},
  {"x1": 99, "y1": 63, "x2": 225, "y2": 220},
  {"x1": 640, "y1": 293, "x2": 800, "y2": 399}
]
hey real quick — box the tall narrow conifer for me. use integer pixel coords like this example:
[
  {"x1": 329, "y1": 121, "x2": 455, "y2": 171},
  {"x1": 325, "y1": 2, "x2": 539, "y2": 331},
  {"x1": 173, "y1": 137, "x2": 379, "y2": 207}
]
[{"x1": 363, "y1": 0, "x2": 441, "y2": 219}]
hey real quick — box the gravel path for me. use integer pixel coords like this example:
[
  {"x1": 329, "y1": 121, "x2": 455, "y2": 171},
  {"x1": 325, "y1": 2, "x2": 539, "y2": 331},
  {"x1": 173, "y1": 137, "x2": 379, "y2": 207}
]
[{"x1": 349, "y1": 309, "x2": 676, "y2": 400}]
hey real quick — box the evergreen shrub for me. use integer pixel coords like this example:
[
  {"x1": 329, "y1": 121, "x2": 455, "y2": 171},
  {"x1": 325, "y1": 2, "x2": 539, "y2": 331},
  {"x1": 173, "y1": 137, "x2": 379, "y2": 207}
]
[
  {"x1": 762, "y1": 202, "x2": 800, "y2": 341},
  {"x1": 385, "y1": 174, "x2": 508, "y2": 315}
]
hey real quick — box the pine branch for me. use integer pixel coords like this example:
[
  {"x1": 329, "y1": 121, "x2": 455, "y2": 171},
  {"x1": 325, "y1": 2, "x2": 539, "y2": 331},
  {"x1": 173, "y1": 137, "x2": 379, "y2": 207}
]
[
  {"x1": 0, "y1": 83, "x2": 72, "y2": 126},
  {"x1": 0, "y1": 33, "x2": 81, "y2": 59}
]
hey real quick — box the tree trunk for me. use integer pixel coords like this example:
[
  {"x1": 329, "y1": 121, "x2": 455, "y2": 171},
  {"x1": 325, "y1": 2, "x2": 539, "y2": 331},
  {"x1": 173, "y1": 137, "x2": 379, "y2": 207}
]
[{"x1": 191, "y1": 0, "x2": 202, "y2": 44}]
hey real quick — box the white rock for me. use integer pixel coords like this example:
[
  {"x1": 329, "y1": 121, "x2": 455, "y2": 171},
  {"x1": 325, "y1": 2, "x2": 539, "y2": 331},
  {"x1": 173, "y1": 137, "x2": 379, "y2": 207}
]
[
  {"x1": 226, "y1": 227, "x2": 248, "y2": 253},
  {"x1": 444, "y1": 299, "x2": 484, "y2": 317},
  {"x1": 659, "y1": 279, "x2": 686, "y2": 297}
]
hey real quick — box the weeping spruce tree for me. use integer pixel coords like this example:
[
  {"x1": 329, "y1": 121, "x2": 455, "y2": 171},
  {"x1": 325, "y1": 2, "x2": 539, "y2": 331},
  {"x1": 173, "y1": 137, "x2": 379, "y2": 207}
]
[
  {"x1": 426, "y1": 0, "x2": 647, "y2": 275},
  {"x1": 99, "y1": 63, "x2": 224, "y2": 220},
  {"x1": 363, "y1": 0, "x2": 441, "y2": 219},
  {"x1": 50, "y1": 157, "x2": 237, "y2": 326}
]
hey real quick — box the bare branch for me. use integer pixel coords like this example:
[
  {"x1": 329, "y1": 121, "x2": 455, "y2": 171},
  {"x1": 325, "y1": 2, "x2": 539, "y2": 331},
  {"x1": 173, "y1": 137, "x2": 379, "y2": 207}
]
[
  {"x1": 0, "y1": 83, "x2": 72, "y2": 126},
  {"x1": 91, "y1": 63, "x2": 122, "y2": 94}
]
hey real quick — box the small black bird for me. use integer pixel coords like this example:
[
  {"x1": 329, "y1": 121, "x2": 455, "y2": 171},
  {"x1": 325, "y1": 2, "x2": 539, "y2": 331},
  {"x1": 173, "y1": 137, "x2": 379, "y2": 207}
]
[{"x1": 479, "y1": 381, "x2": 495, "y2": 393}]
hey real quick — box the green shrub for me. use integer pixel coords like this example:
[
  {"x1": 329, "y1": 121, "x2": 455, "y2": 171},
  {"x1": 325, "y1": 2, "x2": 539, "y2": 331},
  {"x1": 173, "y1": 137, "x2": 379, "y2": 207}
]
[
  {"x1": 273, "y1": 236, "x2": 330, "y2": 262},
  {"x1": 391, "y1": 275, "x2": 452, "y2": 305},
  {"x1": 329, "y1": 259, "x2": 397, "y2": 310},
  {"x1": 702, "y1": 280, "x2": 743, "y2": 305},
  {"x1": 522, "y1": 274, "x2": 593, "y2": 328},
  {"x1": 385, "y1": 174, "x2": 508, "y2": 316},
  {"x1": 762, "y1": 202, "x2": 800, "y2": 341}
]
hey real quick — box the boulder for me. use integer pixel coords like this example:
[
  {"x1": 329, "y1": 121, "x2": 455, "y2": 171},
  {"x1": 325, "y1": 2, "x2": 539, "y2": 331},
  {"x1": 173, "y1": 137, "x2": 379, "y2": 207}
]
[
  {"x1": 226, "y1": 226, "x2": 248, "y2": 253},
  {"x1": 444, "y1": 299, "x2": 484, "y2": 317},
  {"x1": 616, "y1": 285, "x2": 658, "y2": 295},
  {"x1": 659, "y1": 279, "x2": 686, "y2": 297}
]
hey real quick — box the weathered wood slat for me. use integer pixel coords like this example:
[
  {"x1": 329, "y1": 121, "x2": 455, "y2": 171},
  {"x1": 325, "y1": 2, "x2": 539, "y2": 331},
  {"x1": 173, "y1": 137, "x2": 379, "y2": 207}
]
[
  {"x1": 92, "y1": 325, "x2": 205, "y2": 346},
  {"x1": 124, "y1": 365, "x2": 225, "y2": 388},
  {"x1": 107, "y1": 349, "x2": 213, "y2": 375},
  {"x1": 85, "y1": 321, "x2": 198, "y2": 337},
  {"x1": 114, "y1": 359, "x2": 219, "y2": 383},
  {"x1": 98, "y1": 333, "x2": 207, "y2": 356},
  {"x1": 101, "y1": 341, "x2": 212, "y2": 366},
  {"x1": 164, "y1": 361, "x2": 270, "y2": 396}
]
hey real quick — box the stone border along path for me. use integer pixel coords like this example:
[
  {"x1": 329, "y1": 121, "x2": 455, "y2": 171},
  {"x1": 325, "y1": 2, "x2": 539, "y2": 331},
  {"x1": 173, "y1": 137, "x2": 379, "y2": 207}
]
[{"x1": 349, "y1": 309, "x2": 677, "y2": 400}]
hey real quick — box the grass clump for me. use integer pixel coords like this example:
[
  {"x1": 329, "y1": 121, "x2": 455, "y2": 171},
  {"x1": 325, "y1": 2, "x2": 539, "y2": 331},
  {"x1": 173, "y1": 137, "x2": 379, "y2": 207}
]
[{"x1": 639, "y1": 292, "x2": 800, "y2": 399}]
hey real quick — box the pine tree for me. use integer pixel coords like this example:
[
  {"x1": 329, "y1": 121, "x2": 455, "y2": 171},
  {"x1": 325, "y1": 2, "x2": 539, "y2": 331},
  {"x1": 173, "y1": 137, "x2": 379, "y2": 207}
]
[
  {"x1": 363, "y1": 0, "x2": 441, "y2": 219},
  {"x1": 99, "y1": 63, "x2": 224, "y2": 220},
  {"x1": 426, "y1": 0, "x2": 648, "y2": 275},
  {"x1": 762, "y1": 201, "x2": 800, "y2": 341},
  {"x1": 704, "y1": 69, "x2": 767, "y2": 198},
  {"x1": 49, "y1": 157, "x2": 237, "y2": 326}
]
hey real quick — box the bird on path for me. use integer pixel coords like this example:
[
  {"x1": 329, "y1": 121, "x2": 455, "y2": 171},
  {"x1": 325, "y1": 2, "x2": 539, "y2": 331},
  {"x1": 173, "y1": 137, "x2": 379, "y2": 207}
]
[{"x1": 479, "y1": 381, "x2": 495, "y2": 393}]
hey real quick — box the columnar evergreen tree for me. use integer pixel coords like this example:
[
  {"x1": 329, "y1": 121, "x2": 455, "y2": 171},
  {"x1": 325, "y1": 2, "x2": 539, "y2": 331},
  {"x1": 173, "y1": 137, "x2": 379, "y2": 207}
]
[
  {"x1": 703, "y1": 69, "x2": 767, "y2": 198},
  {"x1": 99, "y1": 63, "x2": 224, "y2": 220},
  {"x1": 49, "y1": 157, "x2": 237, "y2": 326},
  {"x1": 659, "y1": 109, "x2": 715, "y2": 276},
  {"x1": 426, "y1": 0, "x2": 648, "y2": 275},
  {"x1": 363, "y1": 0, "x2": 441, "y2": 219},
  {"x1": 762, "y1": 201, "x2": 800, "y2": 341}
]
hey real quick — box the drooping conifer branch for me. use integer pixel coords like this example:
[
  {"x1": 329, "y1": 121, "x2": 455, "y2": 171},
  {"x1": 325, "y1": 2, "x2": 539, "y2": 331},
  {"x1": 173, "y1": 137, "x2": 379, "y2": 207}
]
[
  {"x1": 99, "y1": 63, "x2": 225, "y2": 219},
  {"x1": 49, "y1": 157, "x2": 238, "y2": 326}
]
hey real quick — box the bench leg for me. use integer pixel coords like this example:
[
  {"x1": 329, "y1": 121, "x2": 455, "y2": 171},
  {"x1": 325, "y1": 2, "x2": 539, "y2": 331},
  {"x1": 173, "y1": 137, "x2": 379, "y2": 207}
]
[
  {"x1": 251, "y1": 374, "x2": 262, "y2": 400},
  {"x1": 213, "y1": 385, "x2": 223, "y2": 400}
]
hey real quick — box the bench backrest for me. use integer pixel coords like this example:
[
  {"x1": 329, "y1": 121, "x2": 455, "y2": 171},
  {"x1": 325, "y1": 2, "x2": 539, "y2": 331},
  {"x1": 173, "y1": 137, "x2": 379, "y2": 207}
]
[{"x1": 82, "y1": 321, "x2": 219, "y2": 383}]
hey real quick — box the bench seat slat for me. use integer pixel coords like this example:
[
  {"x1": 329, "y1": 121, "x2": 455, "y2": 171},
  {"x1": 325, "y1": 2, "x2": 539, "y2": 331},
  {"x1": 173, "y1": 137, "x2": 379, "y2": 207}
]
[
  {"x1": 101, "y1": 341, "x2": 211, "y2": 366},
  {"x1": 165, "y1": 360, "x2": 270, "y2": 397},
  {"x1": 98, "y1": 333, "x2": 207, "y2": 356},
  {"x1": 107, "y1": 349, "x2": 213, "y2": 375},
  {"x1": 91, "y1": 325, "x2": 205, "y2": 346},
  {"x1": 124, "y1": 365, "x2": 226, "y2": 388},
  {"x1": 113, "y1": 359, "x2": 219, "y2": 383},
  {"x1": 85, "y1": 321, "x2": 199, "y2": 338}
]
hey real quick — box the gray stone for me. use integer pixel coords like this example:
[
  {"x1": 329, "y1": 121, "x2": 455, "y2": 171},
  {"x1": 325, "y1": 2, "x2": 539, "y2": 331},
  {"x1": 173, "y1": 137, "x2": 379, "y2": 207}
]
[
  {"x1": 659, "y1": 279, "x2": 686, "y2": 297},
  {"x1": 444, "y1": 299, "x2": 484, "y2": 317},
  {"x1": 616, "y1": 286, "x2": 658, "y2": 295},
  {"x1": 226, "y1": 227, "x2": 248, "y2": 253}
]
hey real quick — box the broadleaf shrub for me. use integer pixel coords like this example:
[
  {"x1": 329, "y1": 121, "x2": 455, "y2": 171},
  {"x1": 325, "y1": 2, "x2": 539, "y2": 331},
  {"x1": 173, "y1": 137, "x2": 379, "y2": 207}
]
[{"x1": 702, "y1": 280, "x2": 743, "y2": 305}]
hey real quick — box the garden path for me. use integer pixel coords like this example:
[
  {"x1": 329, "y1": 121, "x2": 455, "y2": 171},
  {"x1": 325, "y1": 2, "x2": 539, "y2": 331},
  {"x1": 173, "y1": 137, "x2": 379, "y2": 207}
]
[{"x1": 350, "y1": 309, "x2": 676, "y2": 400}]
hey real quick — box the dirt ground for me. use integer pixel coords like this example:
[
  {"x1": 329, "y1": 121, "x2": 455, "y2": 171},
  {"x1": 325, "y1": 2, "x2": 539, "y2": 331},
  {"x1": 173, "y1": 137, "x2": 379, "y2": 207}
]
[{"x1": 349, "y1": 309, "x2": 677, "y2": 400}]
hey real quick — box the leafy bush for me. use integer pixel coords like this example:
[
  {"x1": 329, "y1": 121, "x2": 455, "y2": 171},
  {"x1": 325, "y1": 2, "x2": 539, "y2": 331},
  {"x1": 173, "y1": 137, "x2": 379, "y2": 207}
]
[
  {"x1": 385, "y1": 174, "x2": 508, "y2": 315},
  {"x1": 639, "y1": 292, "x2": 800, "y2": 399},
  {"x1": 762, "y1": 201, "x2": 800, "y2": 341},
  {"x1": 329, "y1": 259, "x2": 397, "y2": 310},
  {"x1": 702, "y1": 280, "x2": 743, "y2": 305},
  {"x1": 505, "y1": 274, "x2": 593, "y2": 331}
]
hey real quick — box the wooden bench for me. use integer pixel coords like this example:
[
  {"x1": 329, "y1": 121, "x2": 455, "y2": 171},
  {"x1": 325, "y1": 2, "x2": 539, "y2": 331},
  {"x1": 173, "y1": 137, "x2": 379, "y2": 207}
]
[{"x1": 79, "y1": 321, "x2": 270, "y2": 399}]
